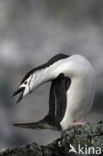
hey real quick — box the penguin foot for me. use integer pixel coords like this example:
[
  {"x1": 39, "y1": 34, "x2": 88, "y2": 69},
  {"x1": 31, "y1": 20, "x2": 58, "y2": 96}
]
[{"x1": 70, "y1": 121, "x2": 90, "y2": 128}]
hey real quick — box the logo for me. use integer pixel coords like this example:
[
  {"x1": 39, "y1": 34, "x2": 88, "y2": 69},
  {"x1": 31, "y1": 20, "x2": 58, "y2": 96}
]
[
  {"x1": 69, "y1": 144, "x2": 101, "y2": 155},
  {"x1": 69, "y1": 144, "x2": 77, "y2": 153}
]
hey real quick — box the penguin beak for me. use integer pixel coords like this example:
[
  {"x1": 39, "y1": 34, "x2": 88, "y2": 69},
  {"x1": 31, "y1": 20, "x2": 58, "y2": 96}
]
[{"x1": 12, "y1": 87, "x2": 25, "y2": 103}]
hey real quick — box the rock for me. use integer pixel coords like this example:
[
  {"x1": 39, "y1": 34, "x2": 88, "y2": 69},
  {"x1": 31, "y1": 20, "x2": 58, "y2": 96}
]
[{"x1": 0, "y1": 121, "x2": 103, "y2": 156}]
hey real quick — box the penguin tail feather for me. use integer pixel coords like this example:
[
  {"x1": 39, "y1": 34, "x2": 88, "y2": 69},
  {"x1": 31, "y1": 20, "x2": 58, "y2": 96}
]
[{"x1": 13, "y1": 119, "x2": 60, "y2": 131}]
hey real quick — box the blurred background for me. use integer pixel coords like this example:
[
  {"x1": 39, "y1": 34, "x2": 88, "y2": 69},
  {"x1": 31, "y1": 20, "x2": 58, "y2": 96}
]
[{"x1": 0, "y1": 0, "x2": 103, "y2": 150}]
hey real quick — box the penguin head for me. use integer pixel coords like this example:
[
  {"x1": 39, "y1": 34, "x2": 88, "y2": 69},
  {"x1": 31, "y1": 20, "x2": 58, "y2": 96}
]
[{"x1": 12, "y1": 74, "x2": 33, "y2": 103}]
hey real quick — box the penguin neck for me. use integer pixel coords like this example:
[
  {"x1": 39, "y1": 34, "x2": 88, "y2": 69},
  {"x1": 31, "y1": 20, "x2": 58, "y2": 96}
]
[
  {"x1": 35, "y1": 66, "x2": 55, "y2": 83},
  {"x1": 31, "y1": 63, "x2": 59, "y2": 90},
  {"x1": 31, "y1": 57, "x2": 72, "y2": 90}
]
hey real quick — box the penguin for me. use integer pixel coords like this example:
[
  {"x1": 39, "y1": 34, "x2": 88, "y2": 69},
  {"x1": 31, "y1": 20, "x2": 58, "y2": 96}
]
[{"x1": 12, "y1": 54, "x2": 95, "y2": 131}]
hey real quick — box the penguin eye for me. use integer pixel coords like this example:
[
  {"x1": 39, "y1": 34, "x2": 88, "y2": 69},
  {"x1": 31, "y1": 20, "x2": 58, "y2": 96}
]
[{"x1": 24, "y1": 81, "x2": 27, "y2": 85}]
